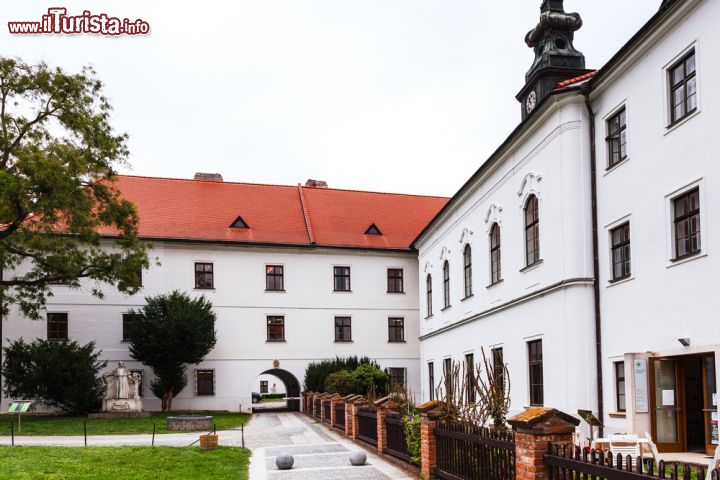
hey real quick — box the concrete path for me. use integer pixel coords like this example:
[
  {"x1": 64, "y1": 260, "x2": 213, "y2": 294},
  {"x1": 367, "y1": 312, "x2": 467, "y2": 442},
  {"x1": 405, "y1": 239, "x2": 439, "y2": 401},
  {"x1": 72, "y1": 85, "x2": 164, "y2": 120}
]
[{"x1": 246, "y1": 412, "x2": 415, "y2": 480}]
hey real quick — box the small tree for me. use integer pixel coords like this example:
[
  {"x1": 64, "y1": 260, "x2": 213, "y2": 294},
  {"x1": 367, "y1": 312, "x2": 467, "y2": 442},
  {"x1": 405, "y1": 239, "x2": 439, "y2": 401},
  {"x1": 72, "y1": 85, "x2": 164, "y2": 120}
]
[
  {"x1": 2, "y1": 338, "x2": 106, "y2": 414},
  {"x1": 127, "y1": 291, "x2": 217, "y2": 411}
]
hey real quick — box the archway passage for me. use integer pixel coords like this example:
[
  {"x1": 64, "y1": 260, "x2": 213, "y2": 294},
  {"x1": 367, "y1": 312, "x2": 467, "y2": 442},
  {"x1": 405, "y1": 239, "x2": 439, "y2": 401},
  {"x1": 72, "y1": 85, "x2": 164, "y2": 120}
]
[{"x1": 253, "y1": 369, "x2": 301, "y2": 412}]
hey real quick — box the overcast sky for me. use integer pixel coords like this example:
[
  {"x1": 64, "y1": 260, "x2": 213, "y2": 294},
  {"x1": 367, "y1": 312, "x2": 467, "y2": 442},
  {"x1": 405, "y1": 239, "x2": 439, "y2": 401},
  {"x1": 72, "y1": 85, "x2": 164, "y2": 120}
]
[{"x1": 4, "y1": 1, "x2": 660, "y2": 197}]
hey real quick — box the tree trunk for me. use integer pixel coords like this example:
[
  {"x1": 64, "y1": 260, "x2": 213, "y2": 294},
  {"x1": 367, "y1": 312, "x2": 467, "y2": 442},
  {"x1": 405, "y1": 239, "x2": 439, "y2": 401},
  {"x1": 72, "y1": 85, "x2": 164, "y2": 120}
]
[{"x1": 164, "y1": 390, "x2": 174, "y2": 412}]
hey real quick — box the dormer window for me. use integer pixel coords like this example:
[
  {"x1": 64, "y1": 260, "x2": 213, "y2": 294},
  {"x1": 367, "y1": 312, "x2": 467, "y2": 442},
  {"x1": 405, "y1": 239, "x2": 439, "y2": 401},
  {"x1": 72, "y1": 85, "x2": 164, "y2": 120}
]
[
  {"x1": 230, "y1": 216, "x2": 249, "y2": 229},
  {"x1": 365, "y1": 223, "x2": 382, "y2": 235}
]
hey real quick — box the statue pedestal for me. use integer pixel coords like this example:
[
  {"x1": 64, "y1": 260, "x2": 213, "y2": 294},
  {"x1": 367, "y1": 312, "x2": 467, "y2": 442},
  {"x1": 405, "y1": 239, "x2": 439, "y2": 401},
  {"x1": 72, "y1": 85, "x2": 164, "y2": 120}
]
[
  {"x1": 88, "y1": 411, "x2": 151, "y2": 419},
  {"x1": 96, "y1": 362, "x2": 148, "y2": 418},
  {"x1": 102, "y1": 397, "x2": 144, "y2": 413}
]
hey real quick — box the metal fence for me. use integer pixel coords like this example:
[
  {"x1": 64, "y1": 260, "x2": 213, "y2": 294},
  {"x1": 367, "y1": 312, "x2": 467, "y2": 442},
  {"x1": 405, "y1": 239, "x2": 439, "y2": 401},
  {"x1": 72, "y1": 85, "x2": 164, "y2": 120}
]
[
  {"x1": 435, "y1": 421, "x2": 515, "y2": 480},
  {"x1": 322, "y1": 400, "x2": 331, "y2": 424},
  {"x1": 357, "y1": 407, "x2": 378, "y2": 446},
  {"x1": 546, "y1": 443, "x2": 719, "y2": 480},
  {"x1": 384, "y1": 412, "x2": 411, "y2": 463},
  {"x1": 314, "y1": 398, "x2": 321, "y2": 419},
  {"x1": 333, "y1": 402, "x2": 345, "y2": 430}
]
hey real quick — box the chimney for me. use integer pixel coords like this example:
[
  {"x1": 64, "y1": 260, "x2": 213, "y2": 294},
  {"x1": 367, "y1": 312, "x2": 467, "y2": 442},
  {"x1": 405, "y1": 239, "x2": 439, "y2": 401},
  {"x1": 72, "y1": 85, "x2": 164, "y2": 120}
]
[
  {"x1": 304, "y1": 179, "x2": 328, "y2": 188},
  {"x1": 194, "y1": 172, "x2": 223, "y2": 182}
]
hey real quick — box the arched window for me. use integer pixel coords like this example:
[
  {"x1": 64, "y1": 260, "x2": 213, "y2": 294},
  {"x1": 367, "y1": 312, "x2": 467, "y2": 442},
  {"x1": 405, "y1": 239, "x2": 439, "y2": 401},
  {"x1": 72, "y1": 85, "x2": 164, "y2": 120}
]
[
  {"x1": 490, "y1": 223, "x2": 501, "y2": 284},
  {"x1": 443, "y1": 261, "x2": 450, "y2": 308},
  {"x1": 426, "y1": 274, "x2": 433, "y2": 317},
  {"x1": 463, "y1": 244, "x2": 473, "y2": 298},
  {"x1": 525, "y1": 195, "x2": 540, "y2": 266}
]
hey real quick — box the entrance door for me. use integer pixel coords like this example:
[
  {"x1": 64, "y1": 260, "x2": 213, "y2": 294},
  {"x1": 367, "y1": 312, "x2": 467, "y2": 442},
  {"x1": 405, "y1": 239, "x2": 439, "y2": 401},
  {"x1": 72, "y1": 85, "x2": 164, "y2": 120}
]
[
  {"x1": 703, "y1": 355, "x2": 718, "y2": 456},
  {"x1": 650, "y1": 358, "x2": 684, "y2": 452}
]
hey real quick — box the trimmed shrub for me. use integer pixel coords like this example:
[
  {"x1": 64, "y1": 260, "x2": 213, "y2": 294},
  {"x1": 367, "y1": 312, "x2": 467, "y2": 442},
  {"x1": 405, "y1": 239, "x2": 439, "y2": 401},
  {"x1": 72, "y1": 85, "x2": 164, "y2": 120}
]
[
  {"x1": 323, "y1": 364, "x2": 390, "y2": 396},
  {"x1": 2, "y1": 339, "x2": 106, "y2": 414},
  {"x1": 303, "y1": 356, "x2": 379, "y2": 392}
]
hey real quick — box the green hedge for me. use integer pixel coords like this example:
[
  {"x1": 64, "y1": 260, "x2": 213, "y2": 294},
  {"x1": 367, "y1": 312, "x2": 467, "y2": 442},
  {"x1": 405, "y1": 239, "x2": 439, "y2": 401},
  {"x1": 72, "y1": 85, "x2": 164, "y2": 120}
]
[{"x1": 303, "y1": 356, "x2": 378, "y2": 392}]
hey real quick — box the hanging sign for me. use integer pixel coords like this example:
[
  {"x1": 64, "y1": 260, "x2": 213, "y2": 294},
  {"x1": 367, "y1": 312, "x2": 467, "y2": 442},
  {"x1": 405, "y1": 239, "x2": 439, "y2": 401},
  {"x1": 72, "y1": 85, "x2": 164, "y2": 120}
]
[{"x1": 634, "y1": 359, "x2": 649, "y2": 413}]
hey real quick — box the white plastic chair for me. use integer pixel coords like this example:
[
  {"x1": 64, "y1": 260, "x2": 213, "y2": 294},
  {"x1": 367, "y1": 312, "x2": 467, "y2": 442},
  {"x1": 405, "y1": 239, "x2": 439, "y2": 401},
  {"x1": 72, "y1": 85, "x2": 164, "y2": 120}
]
[
  {"x1": 706, "y1": 445, "x2": 720, "y2": 480},
  {"x1": 644, "y1": 432, "x2": 660, "y2": 463},
  {"x1": 609, "y1": 434, "x2": 641, "y2": 466}
]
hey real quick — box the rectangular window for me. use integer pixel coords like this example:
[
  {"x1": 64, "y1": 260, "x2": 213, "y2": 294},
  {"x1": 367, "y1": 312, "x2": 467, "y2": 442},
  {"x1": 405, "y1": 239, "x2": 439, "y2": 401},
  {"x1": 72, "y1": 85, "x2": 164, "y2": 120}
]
[
  {"x1": 426, "y1": 275, "x2": 433, "y2": 317},
  {"x1": 334, "y1": 316, "x2": 352, "y2": 342},
  {"x1": 428, "y1": 362, "x2": 435, "y2": 401},
  {"x1": 122, "y1": 313, "x2": 141, "y2": 342},
  {"x1": 129, "y1": 266, "x2": 143, "y2": 288},
  {"x1": 606, "y1": 108, "x2": 628, "y2": 168},
  {"x1": 333, "y1": 266, "x2": 351, "y2": 292},
  {"x1": 674, "y1": 188, "x2": 701, "y2": 259},
  {"x1": 130, "y1": 369, "x2": 144, "y2": 398},
  {"x1": 528, "y1": 340, "x2": 544, "y2": 406},
  {"x1": 47, "y1": 312, "x2": 68, "y2": 340},
  {"x1": 194, "y1": 262, "x2": 214, "y2": 289},
  {"x1": 669, "y1": 50, "x2": 697, "y2": 125},
  {"x1": 387, "y1": 268, "x2": 404, "y2": 293},
  {"x1": 443, "y1": 358, "x2": 453, "y2": 399},
  {"x1": 465, "y1": 353, "x2": 476, "y2": 403},
  {"x1": 266, "y1": 316, "x2": 285, "y2": 342},
  {"x1": 615, "y1": 361, "x2": 626, "y2": 412},
  {"x1": 266, "y1": 265, "x2": 284, "y2": 291},
  {"x1": 610, "y1": 223, "x2": 631, "y2": 281},
  {"x1": 389, "y1": 368, "x2": 407, "y2": 392},
  {"x1": 196, "y1": 369, "x2": 215, "y2": 396},
  {"x1": 260, "y1": 380, "x2": 268, "y2": 394},
  {"x1": 388, "y1": 317, "x2": 405, "y2": 342},
  {"x1": 492, "y1": 347, "x2": 504, "y2": 390}
]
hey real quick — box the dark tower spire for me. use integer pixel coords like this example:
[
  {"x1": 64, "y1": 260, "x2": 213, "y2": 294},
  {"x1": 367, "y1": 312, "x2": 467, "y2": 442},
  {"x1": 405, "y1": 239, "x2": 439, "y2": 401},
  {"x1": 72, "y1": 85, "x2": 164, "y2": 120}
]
[{"x1": 516, "y1": 0, "x2": 592, "y2": 120}]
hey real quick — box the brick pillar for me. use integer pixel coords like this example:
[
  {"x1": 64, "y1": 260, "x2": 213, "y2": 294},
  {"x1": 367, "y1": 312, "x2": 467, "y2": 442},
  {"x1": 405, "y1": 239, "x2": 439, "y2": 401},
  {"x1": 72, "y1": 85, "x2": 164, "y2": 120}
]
[
  {"x1": 508, "y1": 407, "x2": 580, "y2": 480},
  {"x1": 329, "y1": 394, "x2": 341, "y2": 428},
  {"x1": 350, "y1": 399, "x2": 368, "y2": 441},
  {"x1": 344, "y1": 400, "x2": 354, "y2": 436},
  {"x1": 420, "y1": 414, "x2": 437, "y2": 480},
  {"x1": 376, "y1": 407, "x2": 387, "y2": 454}
]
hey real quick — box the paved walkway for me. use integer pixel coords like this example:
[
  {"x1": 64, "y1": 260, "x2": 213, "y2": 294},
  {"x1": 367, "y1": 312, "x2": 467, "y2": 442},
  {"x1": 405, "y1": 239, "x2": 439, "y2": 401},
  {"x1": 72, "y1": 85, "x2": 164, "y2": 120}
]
[{"x1": 246, "y1": 412, "x2": 415, "y2": 480}]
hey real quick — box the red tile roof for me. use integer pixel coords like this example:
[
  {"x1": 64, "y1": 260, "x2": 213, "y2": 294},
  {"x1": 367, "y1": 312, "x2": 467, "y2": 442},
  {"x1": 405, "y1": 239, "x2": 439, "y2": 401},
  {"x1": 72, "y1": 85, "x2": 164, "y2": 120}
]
[
  {"x1": 555, "y1": 71, "x2": 598, "y2": 89},
  {"x1": 102, "y1": 175, "x2": 448, "y2": 250}
]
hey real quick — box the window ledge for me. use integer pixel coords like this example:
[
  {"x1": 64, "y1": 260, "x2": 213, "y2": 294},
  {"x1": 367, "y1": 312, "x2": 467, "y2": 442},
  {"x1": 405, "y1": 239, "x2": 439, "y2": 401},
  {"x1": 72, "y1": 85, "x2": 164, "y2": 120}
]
[
  {"x1": 607, "y1": 276, "x2": 635, "y2": 288},
  {"x1": 604, "y1": 158, "x2": 630, "y2": 176},
  {"x1": 667, "y1": 251, "x2": 706, "y2": 268},
  {"x1": 664, "y1": 109, "x2": 700, "y2": 136},
  {"x1": 194, "y1": 288, "x2": 216, "y2": 291},
  {"x1": 424, "y1": 315, "x2": 434, "y2": 320},
  {"x1": 386, "y1": 291, "x2": 406, "y2": 294},
  {"x1": 440, "y1": 306, "x2": 452, "y2": 312},
  {"x1": 461, "y1": 294, "x2": 474, "y2": 302},
  {"x1": 265, "y1": 289, "x2": 286, "y2": 293},
  {"x1": 266, "y1": 340, "x2": 287, "y2": 343},
  {"x1": 608, "y1": 411, "x2": 627, "y2": 419},
  {"x1": 332, "y1": 290, "x2": 352, "y2": 293},
  {"x1": 334, "y1": 340, "x2": 353, "y2": 343},
  {"x1": 486, "y1": 279, "x2": 504, "y2": 289},
  {"x1": 388, "y1": 341, "x2": 407, "y2": 344},
  {"x1": 520, "y1": 260, "x2": 544, "y2": 273}
]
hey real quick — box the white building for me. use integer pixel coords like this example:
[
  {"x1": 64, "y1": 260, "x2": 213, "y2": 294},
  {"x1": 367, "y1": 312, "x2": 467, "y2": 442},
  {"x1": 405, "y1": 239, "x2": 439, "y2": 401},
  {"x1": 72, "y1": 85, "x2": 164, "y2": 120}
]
[
  {"x1": 415, "y1": 0, "x2": 719, "y2": 455},
  {"x1": 2, "y1": 175, "x2": 446, "y2": 412}
]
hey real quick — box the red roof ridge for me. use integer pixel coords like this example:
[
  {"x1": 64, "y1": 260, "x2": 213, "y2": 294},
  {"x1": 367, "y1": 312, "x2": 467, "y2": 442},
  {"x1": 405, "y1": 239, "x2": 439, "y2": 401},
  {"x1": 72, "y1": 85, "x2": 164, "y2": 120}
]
[
  {"x1": 296, "y1": 184, "x2": 315, "y2": 244},
  {"x1": 115, "y1": 174, "x2": 449, "y2": 200},
  {"x1": 555, "y1": 71, "x2": 598, "y2": 89}
]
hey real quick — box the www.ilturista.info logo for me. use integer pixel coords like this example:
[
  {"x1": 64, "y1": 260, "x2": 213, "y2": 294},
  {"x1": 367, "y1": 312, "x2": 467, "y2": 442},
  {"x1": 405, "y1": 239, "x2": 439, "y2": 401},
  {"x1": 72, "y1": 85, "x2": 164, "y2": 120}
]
[{"x1": 8, "y1": 8, "x2": 150, "y2": 35}]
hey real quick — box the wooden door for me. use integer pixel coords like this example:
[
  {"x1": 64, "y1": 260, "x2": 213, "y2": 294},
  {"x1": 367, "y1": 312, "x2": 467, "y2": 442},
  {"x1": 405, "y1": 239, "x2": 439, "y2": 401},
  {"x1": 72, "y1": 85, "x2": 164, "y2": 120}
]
[
  {"x1": 650, "y1": 357, "x2": 685, "y2": 452},
  {"x1": 702, "y1": 355, "x2": 718, "y2": 456}
]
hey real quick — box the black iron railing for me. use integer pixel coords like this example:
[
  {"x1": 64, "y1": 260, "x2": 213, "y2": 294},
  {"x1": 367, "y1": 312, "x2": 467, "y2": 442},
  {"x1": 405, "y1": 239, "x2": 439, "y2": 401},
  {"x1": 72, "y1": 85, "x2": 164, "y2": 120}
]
[{"x1": 435, "y1": 421, "x2": 515, "y2": 480}]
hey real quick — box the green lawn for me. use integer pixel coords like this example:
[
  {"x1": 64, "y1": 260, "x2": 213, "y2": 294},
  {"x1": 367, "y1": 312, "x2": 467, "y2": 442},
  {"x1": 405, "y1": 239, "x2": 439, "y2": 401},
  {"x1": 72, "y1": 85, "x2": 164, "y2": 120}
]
[
  {"x1": 260, "y1": 398, "x2": 287, "y2": 403},
  {"x1": 0, "y1": 446, "x2": 249, "y2": 479},
  {"x1": 0, "y1": 412, "x2": 250, "y2": 436}
]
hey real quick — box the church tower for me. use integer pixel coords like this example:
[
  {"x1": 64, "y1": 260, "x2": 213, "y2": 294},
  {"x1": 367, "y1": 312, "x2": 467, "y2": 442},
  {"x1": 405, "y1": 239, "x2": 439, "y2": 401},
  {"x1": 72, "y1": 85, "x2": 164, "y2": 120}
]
[{"x1": 516, "y1": 0, "x2": 592, "y2": 120}]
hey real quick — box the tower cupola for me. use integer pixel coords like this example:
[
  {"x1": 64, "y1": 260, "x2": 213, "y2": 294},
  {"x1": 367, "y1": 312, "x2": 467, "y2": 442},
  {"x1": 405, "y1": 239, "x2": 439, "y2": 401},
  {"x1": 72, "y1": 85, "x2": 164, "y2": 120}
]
[{"x1": 516, "y1": 0, "x2": 592, "y2": 120}]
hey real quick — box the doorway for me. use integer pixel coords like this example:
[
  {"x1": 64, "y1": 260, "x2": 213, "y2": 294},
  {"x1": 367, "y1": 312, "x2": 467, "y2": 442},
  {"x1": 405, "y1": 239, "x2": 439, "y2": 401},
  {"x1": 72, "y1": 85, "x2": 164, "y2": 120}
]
[
  {"x1": 650, "y1": 354, "x2": 717, "y2": 455},
  {"x1": 251, "y1": 368, "x2": 301, "y2": 412}
]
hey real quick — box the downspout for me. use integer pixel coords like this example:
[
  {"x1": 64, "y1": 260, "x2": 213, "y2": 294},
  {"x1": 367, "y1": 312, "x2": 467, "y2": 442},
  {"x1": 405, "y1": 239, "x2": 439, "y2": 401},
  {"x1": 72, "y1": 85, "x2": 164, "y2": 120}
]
[{"x1": 582, "y1": 82, "x2": 604, "y2": 436}]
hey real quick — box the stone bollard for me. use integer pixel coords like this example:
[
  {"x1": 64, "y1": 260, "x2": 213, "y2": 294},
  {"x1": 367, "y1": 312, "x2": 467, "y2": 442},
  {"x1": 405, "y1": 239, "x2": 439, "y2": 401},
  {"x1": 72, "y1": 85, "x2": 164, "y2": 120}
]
[
  {"x1": 417, "y1": 400, "x2": 442, "y2": 480},
  {"x1": 508, "y1": 407, "x2": 579, "y2": 480}
]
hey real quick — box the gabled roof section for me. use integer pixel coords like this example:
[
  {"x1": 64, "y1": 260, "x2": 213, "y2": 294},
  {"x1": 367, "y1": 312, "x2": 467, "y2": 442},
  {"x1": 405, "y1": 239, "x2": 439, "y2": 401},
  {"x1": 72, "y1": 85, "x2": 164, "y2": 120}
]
[
  {"x1": 229, "y1": 216, "x2": 249, "y2": 229},
  {"x1": 102, "y1": 175, "x2": 447, "y2": 251},
  {"x1": 365, "y1": 224, "x2": 382, "y2": 235}
]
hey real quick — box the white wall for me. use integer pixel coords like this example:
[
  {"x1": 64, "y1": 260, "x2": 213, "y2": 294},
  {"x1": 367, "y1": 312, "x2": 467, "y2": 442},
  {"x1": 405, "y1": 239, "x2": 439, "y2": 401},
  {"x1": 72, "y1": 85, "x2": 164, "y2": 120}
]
[
  {"x1": 2, "y1": 242, "x2": 422, "y2": 412},
  {"x1": 416, "y1": 94, "x2": 598, "y2": 417},
  {"x1": 592, "y1": 0, "x2": 720, "y2": 433}
]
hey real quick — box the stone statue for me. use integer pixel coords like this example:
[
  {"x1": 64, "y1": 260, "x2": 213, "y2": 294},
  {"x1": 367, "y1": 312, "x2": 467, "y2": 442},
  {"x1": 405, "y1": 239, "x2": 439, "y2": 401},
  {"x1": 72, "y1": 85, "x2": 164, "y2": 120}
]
[{"x1": 102, "y1": 362, "x2": 143, "y2": 413}]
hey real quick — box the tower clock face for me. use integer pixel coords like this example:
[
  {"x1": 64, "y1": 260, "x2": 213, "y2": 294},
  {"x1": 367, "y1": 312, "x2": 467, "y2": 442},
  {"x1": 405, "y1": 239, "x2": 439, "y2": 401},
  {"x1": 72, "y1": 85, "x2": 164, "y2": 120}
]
[{"x1": 526, "y1": 90, "x2": 537, "y2": 114}]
